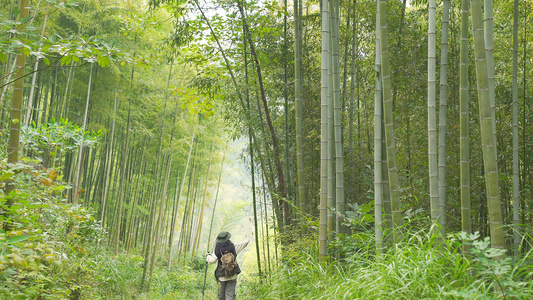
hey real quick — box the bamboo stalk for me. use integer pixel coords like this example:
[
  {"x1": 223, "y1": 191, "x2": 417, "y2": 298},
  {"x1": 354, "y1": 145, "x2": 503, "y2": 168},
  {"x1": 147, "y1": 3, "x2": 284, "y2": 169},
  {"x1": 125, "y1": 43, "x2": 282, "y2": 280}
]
[
  {"x1": 319, "y1": 0, "x2": 330, "y2": 260},
  {"x1": 459, "y1": 0, "x2": 471, "y2": 234}
]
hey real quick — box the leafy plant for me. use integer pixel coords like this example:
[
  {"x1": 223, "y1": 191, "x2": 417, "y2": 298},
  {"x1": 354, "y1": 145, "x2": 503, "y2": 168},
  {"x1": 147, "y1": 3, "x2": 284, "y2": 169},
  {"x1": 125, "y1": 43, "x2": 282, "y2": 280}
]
[
  {"x1": 447, "y1": 231, "x2": 533, "y2": 298},
  {"x1": 20, "y1": 118, "x2": 102, "y2": 167},
  {"x1": 242, "y1": 229, "x2": 533, "y2": 299}
]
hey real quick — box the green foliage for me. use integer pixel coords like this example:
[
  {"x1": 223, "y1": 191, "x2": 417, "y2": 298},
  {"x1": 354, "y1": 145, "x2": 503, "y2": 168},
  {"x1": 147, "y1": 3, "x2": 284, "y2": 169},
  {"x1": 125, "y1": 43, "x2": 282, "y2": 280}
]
[
  {"x1": 343, "y1": 202, "x2": 375, "y2": 230},
  {"x1": 22, "y1": 118, "x2": 102, "y2": 149},
  {"x1": 447, "y1": 231, "x2": 533, "y2": 299},
  {"x1": 1, "y1": 22, "x2": 125, "y2": 69},
  {"x1": 327, "y1": 202, "x2": 375, "y2": 257},
  {"x1": 0, "y1": 152, "x2": 213, "y2": 299},
  {"x1": 242, "y1": 229, "x2": 533, "y2": 299},
  {"x1": 20, "y1": 118, "x2": 102, "y2": 168},
  {"x1": 0, "y1": 157, "x2": 105, "y2": 298},
  {"x1": 146, "y1": 257, "x2": 216, "y2": 300}
]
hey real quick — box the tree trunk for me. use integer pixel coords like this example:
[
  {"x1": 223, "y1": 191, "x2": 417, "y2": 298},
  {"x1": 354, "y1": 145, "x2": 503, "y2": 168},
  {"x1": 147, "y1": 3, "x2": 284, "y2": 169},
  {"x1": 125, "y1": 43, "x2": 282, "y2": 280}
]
[
  {"x1": 437, "y1": 0, "x2": 450, "y2": 235},
  {"x1": 243, "y1": 29, "x2": 262, "y2": 277},
  {"x1": 331, "y1": 0, "x2": 345, "y2": 235},
  {"x1": 484, "y1": 0, "x2": 496, "y2": 135},
  {"x1": 100, "y1": 89, "x2": 117, "y2": 226},
  {"x1": 294, "y1": 0, "x2": 306, "y2": 231},
  {"x1": 319, "y1": 0, "x2": 330, "y2": 260},
  {"x1": 191, "y1": 130, "x2": 216, "y2": 259},
  {"x1": 349, "y1": 0, "x2": 357, "y2": 152},
  {"x1": 459, "y1": 0, "x2": 471, "y2": 234},
  {"x1": 470, "y1": 0, "x2": 505, "y2": 257},
  {"x1": 238, "y1": 1, "x2": 289, "y2": 226},
  {"x1": 168, "y1": 133, "x2": 195, "y2": 267},
  {"x1": 206, "y1": 144, "x2": 227, "y2": 252},
  {"x1": 374, "y1": 0, "x2": 384, "y2": 252},
  {"x1": 148, "y1": 155, "x2": 172, "y2": 288},
  {"x1": 283, "y1": 0, "x2": 292, "y2": 217},
  {"x1": 3, "y1": 0, "x2": 30, "y2": 228},
  {"x1": 428, "y1": 0, "x2": 439, "y2": 226},
  {"x1": 113, "y1": 59, "x2": 135, "y2": 252},
  {"x1": 327, "y1": 0, "x2": 335, "y2": 242},
  {"x1": 378, "y1": 0, "x2": 402, "y2": 243},
  {"x1": 73, "y1": 63, "x2": 94, "y2": 204},
  {"x1": 512, "y1": 0, "x2": 520, "y2": 258},
  {"x1": 24, "y1": 14, "x2": 48, "y2": 127}
]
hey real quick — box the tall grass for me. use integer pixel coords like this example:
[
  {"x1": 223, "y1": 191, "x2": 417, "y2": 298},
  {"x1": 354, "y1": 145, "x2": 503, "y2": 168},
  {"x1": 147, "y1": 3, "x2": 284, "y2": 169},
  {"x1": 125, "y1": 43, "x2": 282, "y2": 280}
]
[{"x1": 241, "y1": 228, "x2": 533, "y2": 299}]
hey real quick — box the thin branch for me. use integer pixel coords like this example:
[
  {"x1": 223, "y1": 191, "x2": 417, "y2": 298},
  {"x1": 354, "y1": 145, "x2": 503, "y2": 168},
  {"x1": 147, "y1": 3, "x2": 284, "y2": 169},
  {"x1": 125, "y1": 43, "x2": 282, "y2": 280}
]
[{"x1": 0, "y1": 57, "x2": 89, "y2": 89}]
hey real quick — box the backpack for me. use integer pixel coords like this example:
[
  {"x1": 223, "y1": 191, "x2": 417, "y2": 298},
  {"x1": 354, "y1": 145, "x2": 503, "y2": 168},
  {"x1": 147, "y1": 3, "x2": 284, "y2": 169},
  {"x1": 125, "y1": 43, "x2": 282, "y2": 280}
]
[{"x1": 219, "y1": 250, "x2": 241, "y2": 277}]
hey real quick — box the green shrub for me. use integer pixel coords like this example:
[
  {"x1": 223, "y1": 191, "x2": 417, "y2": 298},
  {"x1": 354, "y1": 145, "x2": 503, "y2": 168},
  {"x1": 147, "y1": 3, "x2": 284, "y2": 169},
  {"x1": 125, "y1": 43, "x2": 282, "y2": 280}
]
[{"x1": 242, "y1": 229, "x2": 533, "y2": 299}]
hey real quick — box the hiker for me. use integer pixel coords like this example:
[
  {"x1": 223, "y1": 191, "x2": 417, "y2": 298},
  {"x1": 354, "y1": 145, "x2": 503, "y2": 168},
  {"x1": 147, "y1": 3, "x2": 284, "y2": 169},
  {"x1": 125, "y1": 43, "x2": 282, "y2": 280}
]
[{"x1": 206, "y1": 231, "x2": 250, "y2": 300}]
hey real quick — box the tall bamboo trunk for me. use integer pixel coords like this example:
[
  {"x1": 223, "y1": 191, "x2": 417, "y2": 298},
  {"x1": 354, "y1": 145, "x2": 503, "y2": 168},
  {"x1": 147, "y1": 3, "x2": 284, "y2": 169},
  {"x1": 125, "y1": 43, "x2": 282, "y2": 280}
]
[
  {"x1": 255, "y1": 90, "x2": 284, "y2": 233},
  {"x1": 331, "y1": 0, "x2": 345, "y2": 235},
  {"x1": 259, "y1": 186, "x2": 268, "y2": 277},
  {"x1": 168, "y1": 133, "x2": 195, "y2": 267},
  {"x1": 520, "y1": 4, "x2": 527, "y2": 241},
  {"x1": 148, "y1": 63, "x2": 173, "y2": 255},
  {"x1": 176, "y1": 170, "x2": 192, "y2": 264},
  {"x1": 46, "y1": 66, "x2": 58, "y2": 123},
  {"x1": 326, "y1": 0, "x2": 335, "y2": 242},
  {"x1": 283, "y1": 0, "x2": 292, "y2": 216},
  {"x1": 194, "y1": 0, "x2": 279, "y2": 230},
  {"x1": 123, "y1": 143, "x2": 142, "y2": 248},
  {"x1": 374, "y1": 0, "x2": 384, "y2": 253},
  {"x1": 0, "y1": 59, "x2": 18, "y2": 123},
  {"x1": 381, "y1": 108, "x2": 392, "y2": 245},
  {"x1": 185, "y1": 164, "x2": 202, "y2": 257},
  {"x1": 177, "y1": 152, "x2": 198, "y2": 264},
  {"x1": 113, "y1": 59, "x2": 135, "y2": 252},
  {"x1": 294, "y1": 0, "x2": 306, "y2": 230},
  {"x1": 141, "y1": 158, "x2": 163, "y2": 291},
  {"x1": 59, "y1": 62, "x2": 76, "y2": 120},
  {"x1": 428, "y1": 0, "x2": 439, "y2": 226},
  {"x1": 243, "y1": 29, "x2": 262, "y2": 277},
  {"x1": 378, "y1": 0, "x2": 402, "y2": 243},
  {"x1": 3, "y1": 0, "x2": 30, "y2": 225},
  {"x1": 238, "y1": 1, "x2": 289, "y2": 226},
  {"x1": 100, "y1": 89, "x2": 117, "y2": 226},
  {"x1": 437, "y1": 0, "x2": 450, "y2": 234},
  {"x1": 319, "y1": 0, "x2": 331, "y2": 260},
  {"x1": 261, "y1": 174, "x2": 273, "y2": 274},
  {"x1": 484, "y1": 0, "x2": 496, "y2": 134},
  {"x1": 148, "y1": 155, "x2": 172, "y2": 288},
  {"x1": 341, "y1": 9, "x2": 350, "y2": 117},
  {"x1": 126, "y1": 158, "x2": 147, "y2": 251},
  {"x1": 40, "y1": 67, "x2": 52, "y2": 126},
  {"x1": 470, "y1": 0, "x2": 505, "y2": 256},
  {"x1": 24, "y1": 14, "x2": 48, "y2": 127},
  {"x1": 459, "y1": 0, "x2": 471, "y2": 234},
  {"x1": 349, "y1": 0, "x2": 357, "y2": 152},
  {"x1": 191, "y1": 130, "x2": 216, "y2": 259},
  {"x1": 511, "y1": 0, "x2": 520, "y2": 258},
  {"x1": 206, "y1": 144, "x2": 227, "y2": 252},
  {"x1": 73, "y1": 63, "x2": 94, "y2": 204}
]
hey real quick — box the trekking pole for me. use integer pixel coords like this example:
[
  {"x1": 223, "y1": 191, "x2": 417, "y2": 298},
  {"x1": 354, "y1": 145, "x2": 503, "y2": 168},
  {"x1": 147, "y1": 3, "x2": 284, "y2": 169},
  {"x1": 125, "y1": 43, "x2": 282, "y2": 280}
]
[{"x1": 202, "y1": 254, "x2": 209, "y2": 300}]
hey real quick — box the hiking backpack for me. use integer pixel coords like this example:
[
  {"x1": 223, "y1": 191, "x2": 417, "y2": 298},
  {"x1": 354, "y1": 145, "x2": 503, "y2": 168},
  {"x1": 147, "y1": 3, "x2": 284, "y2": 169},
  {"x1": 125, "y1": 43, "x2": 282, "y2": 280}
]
[{"x1": 219, "y1": 250, "x2": 241, "y2": 277}]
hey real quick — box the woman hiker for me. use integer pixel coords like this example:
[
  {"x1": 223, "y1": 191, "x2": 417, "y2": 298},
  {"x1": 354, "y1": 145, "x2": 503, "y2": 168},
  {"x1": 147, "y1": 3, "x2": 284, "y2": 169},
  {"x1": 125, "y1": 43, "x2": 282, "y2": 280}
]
[{"x1": 206, "y1": 231, "x2": 250, "y2": 300}]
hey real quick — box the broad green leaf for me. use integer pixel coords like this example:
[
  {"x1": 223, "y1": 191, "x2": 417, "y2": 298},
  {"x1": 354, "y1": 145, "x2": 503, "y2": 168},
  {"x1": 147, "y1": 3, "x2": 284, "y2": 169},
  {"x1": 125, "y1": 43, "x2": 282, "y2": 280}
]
[{"x1": 7, "y1": 235, "x2": 30, "y2": 244}]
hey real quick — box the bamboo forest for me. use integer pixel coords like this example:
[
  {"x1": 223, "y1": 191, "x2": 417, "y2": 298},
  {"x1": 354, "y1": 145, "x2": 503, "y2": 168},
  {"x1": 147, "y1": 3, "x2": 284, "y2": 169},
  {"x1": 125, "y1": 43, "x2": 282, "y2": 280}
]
[{"x1": 1, "y1": 0, "x2": 533, "y2": 298}]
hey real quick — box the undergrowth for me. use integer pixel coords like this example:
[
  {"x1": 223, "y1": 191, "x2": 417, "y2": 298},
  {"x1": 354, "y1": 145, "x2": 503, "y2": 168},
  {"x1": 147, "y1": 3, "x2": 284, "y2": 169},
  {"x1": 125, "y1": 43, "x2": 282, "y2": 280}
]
[
  {"x1": 0, "y1": 153, "x2": 214, "y2": 299},
  {"x1": 241, "y1": 228, "x2": 533, "y2": 299}
]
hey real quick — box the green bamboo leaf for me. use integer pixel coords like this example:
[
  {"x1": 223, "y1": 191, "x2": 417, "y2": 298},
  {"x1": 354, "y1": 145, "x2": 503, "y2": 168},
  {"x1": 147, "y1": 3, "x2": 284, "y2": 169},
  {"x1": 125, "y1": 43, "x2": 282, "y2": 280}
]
[{"x1": 7, "y1": 235, "x2": 30, "y2": 244}]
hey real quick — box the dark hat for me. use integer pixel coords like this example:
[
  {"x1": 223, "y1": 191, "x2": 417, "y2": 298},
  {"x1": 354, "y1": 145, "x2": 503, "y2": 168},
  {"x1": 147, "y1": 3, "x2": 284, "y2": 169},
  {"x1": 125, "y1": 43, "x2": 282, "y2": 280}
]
[{"x1": 216, "y1": 231, "x2": 231, "y2": 244}]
